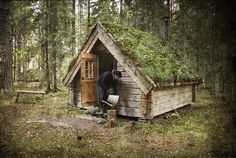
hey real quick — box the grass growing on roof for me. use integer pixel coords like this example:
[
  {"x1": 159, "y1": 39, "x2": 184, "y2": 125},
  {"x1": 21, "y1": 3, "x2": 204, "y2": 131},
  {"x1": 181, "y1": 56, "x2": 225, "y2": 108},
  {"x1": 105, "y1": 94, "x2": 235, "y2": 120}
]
[{"x1": 101, "y1": 22, "x2": 199, "y2": 83}]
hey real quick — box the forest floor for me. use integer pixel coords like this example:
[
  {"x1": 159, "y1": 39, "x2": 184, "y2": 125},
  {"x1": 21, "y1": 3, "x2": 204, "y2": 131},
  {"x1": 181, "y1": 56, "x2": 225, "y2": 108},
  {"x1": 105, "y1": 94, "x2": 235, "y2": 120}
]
[{"x1": 0, "y1": 82, "x2": 235, "y2": 157}]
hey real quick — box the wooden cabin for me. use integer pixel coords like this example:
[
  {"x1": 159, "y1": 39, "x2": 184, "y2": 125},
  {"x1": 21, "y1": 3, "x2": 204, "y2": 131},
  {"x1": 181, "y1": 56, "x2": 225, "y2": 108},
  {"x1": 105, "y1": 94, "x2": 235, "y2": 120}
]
[{"x1": 63, "y1": 22, "x2": 201, "y2": 119}]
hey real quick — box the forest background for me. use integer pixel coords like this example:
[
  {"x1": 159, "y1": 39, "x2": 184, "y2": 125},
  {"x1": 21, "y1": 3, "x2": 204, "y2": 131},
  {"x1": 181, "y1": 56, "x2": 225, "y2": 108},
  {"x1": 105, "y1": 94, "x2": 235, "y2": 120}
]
[{"x1": 0, "y1": 0, "x2": 235, "y2": 113}]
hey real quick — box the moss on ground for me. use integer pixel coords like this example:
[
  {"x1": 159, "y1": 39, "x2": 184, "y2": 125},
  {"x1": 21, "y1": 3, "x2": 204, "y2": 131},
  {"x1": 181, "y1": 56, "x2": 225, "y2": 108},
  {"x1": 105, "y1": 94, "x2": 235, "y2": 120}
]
[{"x1": 0, "y1": 87, "x2": 235, "y2": 157}]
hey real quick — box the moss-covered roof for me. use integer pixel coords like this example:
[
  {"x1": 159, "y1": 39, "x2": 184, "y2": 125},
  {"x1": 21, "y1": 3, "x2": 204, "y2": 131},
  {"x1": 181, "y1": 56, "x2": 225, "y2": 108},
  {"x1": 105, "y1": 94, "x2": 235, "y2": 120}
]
[{"x1": 101, "y1": 22, "x2": 200, "y2": 83}]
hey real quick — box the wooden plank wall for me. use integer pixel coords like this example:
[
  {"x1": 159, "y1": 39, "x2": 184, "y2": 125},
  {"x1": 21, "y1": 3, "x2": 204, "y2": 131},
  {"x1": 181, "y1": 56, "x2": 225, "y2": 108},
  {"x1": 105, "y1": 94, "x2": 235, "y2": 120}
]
[
  {"x1": 151, "y1": 85, "x2": 193, "y2": 117},
  {"x1": 116, "y1": 63, "x2": 143, "y2": 118},
  {"x1": 72, "y1": 73, "x2": 82, "y2": 108}
]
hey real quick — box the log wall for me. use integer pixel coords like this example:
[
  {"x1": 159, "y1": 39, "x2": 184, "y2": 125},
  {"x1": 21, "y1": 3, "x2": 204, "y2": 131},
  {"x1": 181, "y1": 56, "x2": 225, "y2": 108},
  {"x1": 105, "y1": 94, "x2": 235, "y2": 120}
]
[
  {"x1": 116, "y1": 63, "x2": 143, "y2": 118},
  {"x1": 151, "y1": 85, "x2": 193, "y2": 117},
  {"x1": 72, "y1": 73, "x2": 82, "y2": 108}
]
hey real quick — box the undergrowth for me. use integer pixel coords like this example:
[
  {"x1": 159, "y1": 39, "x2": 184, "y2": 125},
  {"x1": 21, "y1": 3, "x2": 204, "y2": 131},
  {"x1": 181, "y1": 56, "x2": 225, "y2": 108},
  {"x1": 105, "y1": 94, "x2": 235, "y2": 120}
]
[{"x1": 0, "y1": 87, "x2": 234, "y2": 157}]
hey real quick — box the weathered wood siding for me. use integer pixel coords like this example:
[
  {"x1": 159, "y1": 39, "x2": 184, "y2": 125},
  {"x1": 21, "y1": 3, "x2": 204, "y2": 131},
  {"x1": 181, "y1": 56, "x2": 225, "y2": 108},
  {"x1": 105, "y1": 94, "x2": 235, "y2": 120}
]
[
  {"x1": 151, "y1": 85, "x2": 193, "y2": 117},
  {"x1": 72, "y1": 73, "x2": 82, "y2": 108},
  {"x1": 116, "y1": 62, "x2": 143, "y2": 117}
]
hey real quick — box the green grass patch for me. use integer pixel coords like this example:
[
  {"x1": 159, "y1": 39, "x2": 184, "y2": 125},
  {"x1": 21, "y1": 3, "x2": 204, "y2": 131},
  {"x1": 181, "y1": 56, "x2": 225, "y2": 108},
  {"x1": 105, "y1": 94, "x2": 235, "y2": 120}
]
[{"x1": 0, "y1": 87, "x2": 234, "y2": 157}]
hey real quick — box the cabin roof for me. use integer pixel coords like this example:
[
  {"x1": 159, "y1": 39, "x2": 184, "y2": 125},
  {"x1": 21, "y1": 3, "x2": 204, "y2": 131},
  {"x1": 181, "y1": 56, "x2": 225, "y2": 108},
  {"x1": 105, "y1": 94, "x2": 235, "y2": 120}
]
[
  {"x1": 101, "y1": 22, "x2": 200, "y2": 83},
  {"x1": 63, "y1": 22, "x2": 201, "y2": 95}
]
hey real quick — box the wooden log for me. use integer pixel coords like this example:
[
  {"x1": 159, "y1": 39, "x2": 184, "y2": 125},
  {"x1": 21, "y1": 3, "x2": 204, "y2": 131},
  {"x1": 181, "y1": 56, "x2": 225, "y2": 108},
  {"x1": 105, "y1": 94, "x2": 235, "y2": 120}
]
[
  {"x1": 107, "y1": 110, "x2": 117, "y2": 128},
  {"x1": 150, "y1": 85, "x2": 194, "y2": 117},
  {"x1": 192, "y1": 85, "x2": 196, "y2": 102},
  {"x1": 119, "y1": 77, "x2": 135, "y2": 82},
  {"x1": 16, "y1": 90, "x2": 46, "y2": 94},
  {"x1": 140, "y1": 92, "x2": 153, "y2": 119},
  {"x1": 119, "y1": 94, "x2": 141, "y2": 102},
  {"x1": 117, "y1": 106, "x2": 143, "y2": 118},
  {"x1": 118, "y1": 84, "x2": 139, "y2": 90},
  {"x1": 152, "y1": 94, "x2": 192, "y2": 109},
  {"x1": 152, "y1": 85, "x2": 192, "y2": 97},
  {"x1": 118, "y1": 82, "x2": 139, "y2": 88},
  {"x1": 117, "y1": 87, "x2": 142, "y2": 95},
  {"x1": 118, "y1": 99, "x2": 141, "y2": 108},
  {"x1": 63, "y1": 54, "x2": 82, "y2": 87},
  {"x1": 15, "y1": 93, "x2": 20, "y2": 103},
  {"x1": 80, "y1": 26, "x2": 99, "y2": 54}
]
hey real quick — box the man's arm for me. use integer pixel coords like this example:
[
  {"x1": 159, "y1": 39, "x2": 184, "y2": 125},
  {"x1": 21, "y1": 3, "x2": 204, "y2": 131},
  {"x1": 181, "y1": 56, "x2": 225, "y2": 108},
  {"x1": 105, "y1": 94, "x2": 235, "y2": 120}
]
[{"x1": 113, "y1": 80, "x2": 119, "y2": 95}]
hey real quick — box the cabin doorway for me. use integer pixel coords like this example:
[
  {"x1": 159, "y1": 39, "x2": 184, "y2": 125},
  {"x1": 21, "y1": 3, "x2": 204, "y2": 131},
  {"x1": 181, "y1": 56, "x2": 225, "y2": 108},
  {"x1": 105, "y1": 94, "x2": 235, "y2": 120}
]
[
  {"x1": 98, "y1": 53, "x2": 117, "y2": 75},
  {"x1": 91, "y1": 39, "x2": 117, "y2": 75},
  {"x1": 81, "y1": 54, "x2": 98, "y2": 107}
]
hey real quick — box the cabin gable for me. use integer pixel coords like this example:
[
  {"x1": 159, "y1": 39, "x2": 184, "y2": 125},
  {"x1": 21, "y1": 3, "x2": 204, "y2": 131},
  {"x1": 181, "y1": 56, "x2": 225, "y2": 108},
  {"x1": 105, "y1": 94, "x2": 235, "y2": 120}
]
[
  {"x1": 63, "y1": 23, "x2": 154, "y2": 95},
  {"x1": 96, "y1": 24, "x2": 154, "y2": 95}
]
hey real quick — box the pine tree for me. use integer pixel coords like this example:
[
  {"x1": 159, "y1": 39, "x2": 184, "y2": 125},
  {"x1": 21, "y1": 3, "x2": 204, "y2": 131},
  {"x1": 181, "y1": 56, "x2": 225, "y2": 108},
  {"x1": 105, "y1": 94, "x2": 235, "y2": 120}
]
[{"x1": 0, "y1": 0, "x2": 13, "y2": 94}]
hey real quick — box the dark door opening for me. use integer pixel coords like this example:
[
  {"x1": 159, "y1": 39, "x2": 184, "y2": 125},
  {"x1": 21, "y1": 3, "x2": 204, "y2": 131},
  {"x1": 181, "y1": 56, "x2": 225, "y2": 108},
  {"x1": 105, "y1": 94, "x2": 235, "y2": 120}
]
[{"x1": 98, "y1": 53, "x2": 117, "y2": 76}]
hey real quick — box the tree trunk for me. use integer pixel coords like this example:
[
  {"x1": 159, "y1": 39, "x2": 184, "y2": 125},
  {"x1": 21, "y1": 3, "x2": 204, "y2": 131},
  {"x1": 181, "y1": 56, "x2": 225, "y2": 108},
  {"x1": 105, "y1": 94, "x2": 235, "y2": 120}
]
[
  {"x1": 0, "y1": 0, "x2": 13, "y2": 94},
  {"x1": 79, "y1": 0, "x2": 83, "y2": 47},
  {"x1": 39, "y1": 26, "x2": 46, "y2": 87},
  {"x1": 119, "y1": 0, "x2": 123, "y2": 25},
  {"x1": 72, "y1": 0, "x2": 76, "y2": 54},
  {"x1": 87, "y1": 0, "x2": 90, "y2": 31},
  {"x1": 22, "y1": 35, "x2": 27, "y2": 83},
  {"x1": 13, "y1": 32, "x2": 17, "y2": 82},
  {"x1": 50, "y1": 1, "x2": 58, "y2": 92},
  {"x1": 16, "y1": 34, "x2": 22, "y2": 82},
  {"x1": 45, "y1": 0, "x2": 51, "y2": 92}
]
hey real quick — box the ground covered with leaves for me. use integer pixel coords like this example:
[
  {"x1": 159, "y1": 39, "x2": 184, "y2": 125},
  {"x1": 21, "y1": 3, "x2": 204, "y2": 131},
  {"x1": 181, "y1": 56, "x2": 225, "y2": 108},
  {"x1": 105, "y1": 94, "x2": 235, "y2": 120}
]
[{"x1": 0, "y1": 85, "x2": 235, "y2": 157}]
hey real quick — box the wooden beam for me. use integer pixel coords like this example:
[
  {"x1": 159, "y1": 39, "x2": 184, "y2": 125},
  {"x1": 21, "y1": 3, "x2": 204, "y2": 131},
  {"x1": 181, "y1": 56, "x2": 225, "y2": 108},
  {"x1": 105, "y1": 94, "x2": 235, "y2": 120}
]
[
  {"x1": 63, "y1": 54, "x2": 82, "y2": 86},
  {"x1": 63, "y1": 24, "x2": 99, "y2": 87},
  {"x1": 107, "y1": 110, "x2": 117, "y2": 128},
  {"x1": 117, "y1": 106, "x2": 144, "y2": 118},
  {"x1": 80, "y1": 24, "x2": 98, "y2": 52},
  {"x1": 192, "y1": 85, "x2": 196, "y2": 102},
  {"x1": 66, "y1": 60, "x2": 81, "y2": 87},
  {"x1": 81, "y1": 25, "x2": 99, "y2": 54},
  {"x1": 97, "y1": 23, "x2": 154, "y2": 95},
  {"x1": 81, "y1": 33, "x2": 98, "y2": 54},
  {"x1": 16, "y1": 90, "x2": 46, "y2": 94},
  {"x1": 159, "y1": 81, "x2": 202, "y2": 88},
  {"x1": 140, "y1": 92, "x2": 153, "y2": 119}
]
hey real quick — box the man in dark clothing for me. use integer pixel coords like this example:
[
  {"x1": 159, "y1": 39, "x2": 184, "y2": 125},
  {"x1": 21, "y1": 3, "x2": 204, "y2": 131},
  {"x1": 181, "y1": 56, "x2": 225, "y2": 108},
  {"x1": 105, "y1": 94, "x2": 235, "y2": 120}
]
[{"x1": 97, "y1": 69, "x2": 122, "y2": 114}]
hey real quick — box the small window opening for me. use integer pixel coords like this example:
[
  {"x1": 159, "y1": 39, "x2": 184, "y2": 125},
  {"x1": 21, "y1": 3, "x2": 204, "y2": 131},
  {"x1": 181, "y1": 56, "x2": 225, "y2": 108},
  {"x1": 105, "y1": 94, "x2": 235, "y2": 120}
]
[{"x1": 85, "y1": 61, "x2": 94, "y2": 79}]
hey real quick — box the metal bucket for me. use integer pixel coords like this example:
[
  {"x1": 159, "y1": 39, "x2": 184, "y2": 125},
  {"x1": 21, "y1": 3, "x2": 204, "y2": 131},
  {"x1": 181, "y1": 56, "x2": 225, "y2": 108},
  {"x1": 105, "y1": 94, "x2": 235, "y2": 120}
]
[{"x1": 107, "y1": 95, "x2": 119, "y2": 105}]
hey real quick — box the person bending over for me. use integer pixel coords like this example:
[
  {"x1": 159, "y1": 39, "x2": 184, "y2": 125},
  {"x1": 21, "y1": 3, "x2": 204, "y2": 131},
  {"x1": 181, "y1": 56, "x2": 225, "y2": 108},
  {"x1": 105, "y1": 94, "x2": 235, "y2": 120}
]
[{"x1": 97, "y1": 69, "x2": 122, "y2": 114}]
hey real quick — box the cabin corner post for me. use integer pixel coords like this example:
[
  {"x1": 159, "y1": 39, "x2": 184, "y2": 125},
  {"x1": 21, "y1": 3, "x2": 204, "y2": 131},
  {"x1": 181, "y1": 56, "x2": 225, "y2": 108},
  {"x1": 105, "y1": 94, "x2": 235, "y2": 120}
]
[
  {"x1": 140, "y1": 92, "x2": 153, "y2": 119},
  {"x1": 192, "y1": 84, "x2": 196, "y2": 102}
]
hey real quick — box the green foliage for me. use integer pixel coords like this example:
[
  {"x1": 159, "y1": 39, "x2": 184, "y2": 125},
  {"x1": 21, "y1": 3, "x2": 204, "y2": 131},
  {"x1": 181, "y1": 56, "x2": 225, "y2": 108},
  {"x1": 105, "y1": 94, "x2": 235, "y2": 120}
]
[
  {"x1": 91, "y1": 0, "x2": 119, "y2": 25},
  {"x1": 101, "y1": 22, "x2": 200, "y2": 83},
  {"x1": 27, "y1": 68, "x2": 42, "y2": 81}
]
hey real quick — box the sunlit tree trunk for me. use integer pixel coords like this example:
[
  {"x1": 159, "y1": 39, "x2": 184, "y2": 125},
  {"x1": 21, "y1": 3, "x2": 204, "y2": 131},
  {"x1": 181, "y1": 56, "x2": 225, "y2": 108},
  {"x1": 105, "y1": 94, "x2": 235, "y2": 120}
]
[
  {"x1": 45, "y1": 0, "x2": 51, "y2": 92},
  {"x1": 72, "y1": 0, "x2": 76, "y2": 54}
]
